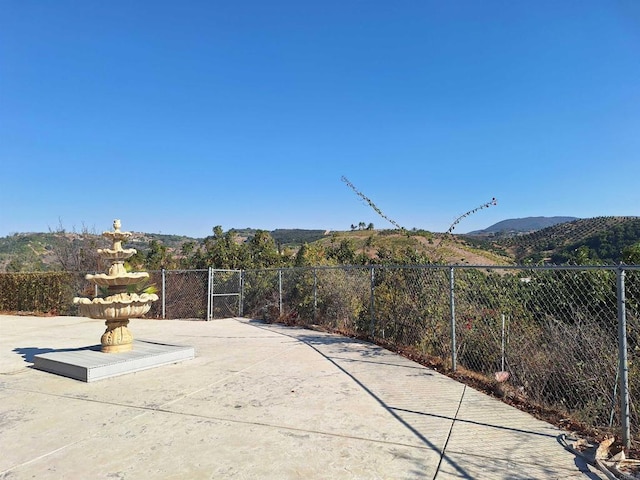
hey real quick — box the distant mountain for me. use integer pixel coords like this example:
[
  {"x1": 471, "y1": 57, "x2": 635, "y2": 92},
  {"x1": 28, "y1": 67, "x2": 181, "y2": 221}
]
[{"x1": 466, "y1": 216, "x2": 579, "y2": 237}]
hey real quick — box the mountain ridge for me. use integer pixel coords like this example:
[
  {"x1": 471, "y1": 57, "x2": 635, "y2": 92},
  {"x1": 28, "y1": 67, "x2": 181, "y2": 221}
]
[{"x1": 466, "y1": 216, "x2": 579, "y2": 236}]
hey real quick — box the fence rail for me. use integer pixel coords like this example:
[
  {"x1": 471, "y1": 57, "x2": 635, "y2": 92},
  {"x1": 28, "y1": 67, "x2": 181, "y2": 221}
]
[{"x1": 2, "y1": 264, "x2": 639, "y2": 446}]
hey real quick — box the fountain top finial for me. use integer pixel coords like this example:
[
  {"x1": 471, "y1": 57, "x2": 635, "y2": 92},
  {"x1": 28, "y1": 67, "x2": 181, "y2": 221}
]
[{"x1": 102, "y1": 218, "x2": 132, "y2": 254}]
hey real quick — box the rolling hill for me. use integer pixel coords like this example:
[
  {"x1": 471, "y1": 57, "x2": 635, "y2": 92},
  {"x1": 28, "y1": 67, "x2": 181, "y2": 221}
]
[
  {"x1": 1, "y1": 216, "x2": 639, "y2": 271},
  {"x1": 489, "y1": 216, "x2": 640, "y2": 263}
]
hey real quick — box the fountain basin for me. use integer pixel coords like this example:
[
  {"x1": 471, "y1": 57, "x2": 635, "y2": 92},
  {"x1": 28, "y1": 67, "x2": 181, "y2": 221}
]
[
  {"x1": 74, "y1": 293, "x2": 159, "y2": 320},
  {"x1": 86, "y1": 272, "x2": 150, "y2": 287},
  {"x1": 103, "y1": 231, "x2": 132, "y2": 241},
  {"x1": 96, "y1": 248, "x2": 137, "y2": 261}
]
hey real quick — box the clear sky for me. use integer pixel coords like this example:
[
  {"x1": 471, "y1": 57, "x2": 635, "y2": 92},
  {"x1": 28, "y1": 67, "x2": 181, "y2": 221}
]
[{"x1": 1, "y1": 1, "x2": 639, "y2": 238}]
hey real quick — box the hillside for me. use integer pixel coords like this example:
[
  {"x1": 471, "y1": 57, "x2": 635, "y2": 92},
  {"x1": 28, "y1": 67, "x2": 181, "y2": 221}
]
[
  {"x1": 312, "y1": 230, "x2": 513, "y2": 265},
  {"x1": 492, "y1": 216, "x2": 640, "y2": 264},
  {"x1": 0, "y1": 228, "x2": 330, "y2": 272},
  {"x1": 466, "y1": 216, "x2": 578, "y2": 237},
  {"x1": 0, "y1": 231, "x2": 195, "y2": 272},
  {"x1": 1, "y1": 217, "x2": 639, "y2": 271},
  {"x1": 0, "y1": 227, "x2": 512, "y2": 271},
  {"x1": 0, "y1": 233, "x2": 59, "y2": 272}
]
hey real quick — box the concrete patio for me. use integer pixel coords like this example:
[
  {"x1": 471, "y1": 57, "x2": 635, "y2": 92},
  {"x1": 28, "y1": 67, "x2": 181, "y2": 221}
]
[{"x1": 1, "y1": 315, "x2": 606, "y2": 479}]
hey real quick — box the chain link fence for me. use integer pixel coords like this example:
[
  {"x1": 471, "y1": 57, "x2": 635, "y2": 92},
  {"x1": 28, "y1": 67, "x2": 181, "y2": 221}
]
[
  {"x1": 452, "y1": 267, "x2": 620, "y2": 434},
  {"x1": 146, "y1": 269, "x2": 241, "y2": 320},
  {"x1": 0, "y1": 269, "x2": 239, "y2": 320},
  {"x1": 2, "y1": 264, "x2": 639, "y2": 445},
  {"x1": 148, "y1": 269, "x2": 209, "y2": 319},
  {"x1": 208, "y1": 269, "x2": 242, "y2": 319},
  {"x1": 242, "y1": 264, "x2": 640, "y2": 447}
]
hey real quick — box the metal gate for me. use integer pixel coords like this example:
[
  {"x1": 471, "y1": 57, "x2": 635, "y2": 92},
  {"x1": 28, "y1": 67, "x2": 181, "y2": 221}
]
[{"x1": 207, "y1": 268, "x2": 242, "y2": 320}]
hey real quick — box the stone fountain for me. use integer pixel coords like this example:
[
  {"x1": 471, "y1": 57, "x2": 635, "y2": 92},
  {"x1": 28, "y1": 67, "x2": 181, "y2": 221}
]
[
  {"x1": 33, "y1": 219, "x2": 193, "y2": 382},
  {"x1": 73, "y1": 219, "x2": 159, "y2": 353}
]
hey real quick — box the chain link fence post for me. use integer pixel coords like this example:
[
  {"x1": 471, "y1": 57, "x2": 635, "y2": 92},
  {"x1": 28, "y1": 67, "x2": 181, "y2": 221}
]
[
  {"x1": 238, "y1": 270, "x2": 243, "y2": 317},
  {"x1": 313, "y1": 267, "x2": 317, "y2": 322},
  {"x1": 206, "y1": 267, "x2": 212, "y2": 321},
  {"x1": 501, "y1": 313, "x2": 506, "y2": 373},
  {"x1": 450, "y1": 266, "x2": 457, "y2": 371},
  {"x1": 161, "y1": 268, "x2": 166, "y2": 319},
  {"x1": 278, "y1": 269, "x2": 283, "y2": 317},
  {"x1": 617, "y1": 267, "x2": 631, "y2": 449},
  {"x1": 369, "y1": 265, "x2": 376, "y2": 339},
  {"x1": 238, "y1": 270, "x2": 244, "y2": 317}
]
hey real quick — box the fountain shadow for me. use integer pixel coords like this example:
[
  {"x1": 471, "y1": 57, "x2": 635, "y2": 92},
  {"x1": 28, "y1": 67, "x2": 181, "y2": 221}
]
[{"x1": 13, "y1": 345, "x2": 101, "y2": 363}]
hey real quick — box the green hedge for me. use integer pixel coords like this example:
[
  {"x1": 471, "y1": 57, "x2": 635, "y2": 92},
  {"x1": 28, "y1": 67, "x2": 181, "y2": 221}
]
[{"x1": 0, "y1": 272, "x2": 78, "y2": 314}]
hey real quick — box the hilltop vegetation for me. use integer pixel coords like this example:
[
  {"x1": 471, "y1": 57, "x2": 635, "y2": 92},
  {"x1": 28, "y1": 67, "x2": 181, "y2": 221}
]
[
  {"x1": 230, "y1": 228, "x2": 327, "y2": 246},
  {"x1": 1, "y1": 216, "x2": 639, "y2": 272}
]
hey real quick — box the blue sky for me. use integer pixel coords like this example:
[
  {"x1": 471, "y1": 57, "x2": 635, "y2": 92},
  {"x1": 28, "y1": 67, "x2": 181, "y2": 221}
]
[{"x1": 1, "y1": 1, "x2": 639, "y2": 238}]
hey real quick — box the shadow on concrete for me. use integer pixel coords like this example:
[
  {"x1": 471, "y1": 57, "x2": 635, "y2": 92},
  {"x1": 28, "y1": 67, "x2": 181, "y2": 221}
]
[
  {"x1": 245, "y1": 320, "x2": 603, "y2": 479},
  {"x1": 13, "y1": 345, "x2": 101, "y2": 363},
  {"x1": 393, "y1": 406, "x2": 558, "y2": 439},
  {"x1": 246, "y1": 320, "x2": 433, "y2": 371},
  {"x1": 246, "y1": 320, "x2": 474, "y2": 479},
  {"x1": 556, "y1": 436, "x2": 604, "y2": 480},
  {"x1": 325, "y1": 354, "x2": 435, "y2": 373}
]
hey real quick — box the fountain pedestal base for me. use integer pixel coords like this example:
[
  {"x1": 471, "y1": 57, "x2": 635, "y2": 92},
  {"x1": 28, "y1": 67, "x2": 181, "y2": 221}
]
[
  {"x1": 33, "y1": 340, "x2": 195, "y2": 382},
  {"x1": 101, "y1": 320, "x2": 133, "y2": 353}
]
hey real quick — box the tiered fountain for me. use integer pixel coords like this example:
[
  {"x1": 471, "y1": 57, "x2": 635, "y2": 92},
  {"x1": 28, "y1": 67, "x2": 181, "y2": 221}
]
[
  {"x1": 32, "y1": 220, "x2": 191, "y2": 381},
  {"x1": 74, "y1": 219, "x2": 158, "y2": 353}
]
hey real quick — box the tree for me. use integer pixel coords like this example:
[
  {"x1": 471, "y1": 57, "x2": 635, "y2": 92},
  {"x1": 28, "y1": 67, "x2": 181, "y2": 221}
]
[
  {"x1": 247, "y1": 230, "x2": 282, "y2": 268},
  {"x1": 178, "y1": 227, "x2": 287, "y2": 270},
  {"x1": 48, "y1": 221, "x2": 101, "y2": 272},
  {"x1": 623, "y1": 242, "x2": 640, "y2": 264},
  {"x1": 144, "y1": 240, "x2": 174, "y2": 270},
  {"x1": 328, "y1": 239, "x2": 356, "y2": 264},
  {"x1": 295, "y1": 243, "x2": 328, "y2": 266},
  {"x1": 199, "y1": 226, "x2": 243, "y2": 268}
]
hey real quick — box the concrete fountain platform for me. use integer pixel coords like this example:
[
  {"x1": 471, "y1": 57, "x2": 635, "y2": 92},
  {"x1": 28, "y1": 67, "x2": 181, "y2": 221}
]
[{"x1": 33, "y1": 339, "x2": 195, "y2": 382}]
